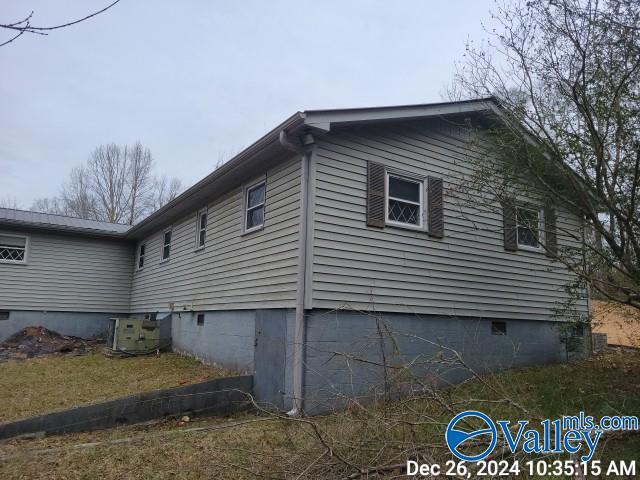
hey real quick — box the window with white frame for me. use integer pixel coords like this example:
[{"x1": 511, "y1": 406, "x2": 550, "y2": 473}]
[
  {"x1": 161, "y1": 230, "x2": 172, "y2": 260},
  {"x1": 0, "y1": 234, "x2": 28, "y2": 264},
  {"x1": 244, "y1": 180, "x2": 266, "y2": 232},
  {"x1": 517, "y1": 206, "x2": 543, "y2": 250},
  {"x1": 196, "y1": 209, "x2": 207, "y2": 248},
  {"x1": 385, "y1": 173, "x2": 424, "y2": 228},
  {"x1": 137, "y1": 243, "x2": 146, "y2": 270}
]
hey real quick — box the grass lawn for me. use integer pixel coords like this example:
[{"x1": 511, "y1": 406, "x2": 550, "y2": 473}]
[
  {"x1": 0, "y1": 352, "x2": 232, "y2": 422},
  {"x1": 0, "y1": 350, "x2": 638, "y2": 479}
]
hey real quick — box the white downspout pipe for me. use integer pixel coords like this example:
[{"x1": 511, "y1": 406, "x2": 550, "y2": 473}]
[{"x1": 279, "y1": 130, "x2": 313, "y2": 416}]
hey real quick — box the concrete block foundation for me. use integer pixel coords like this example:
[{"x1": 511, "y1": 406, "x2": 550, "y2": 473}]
[
  {"x1": 0, "y1": 310, "x2": 117, "y2": 342},
  {"x1": 301, "y1": 310, "x2": 588, "y2": 413}
]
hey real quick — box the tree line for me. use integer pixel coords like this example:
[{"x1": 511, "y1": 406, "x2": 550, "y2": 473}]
[{"x1": 31, "y1": 142, "x2": 183, "y2": 225}]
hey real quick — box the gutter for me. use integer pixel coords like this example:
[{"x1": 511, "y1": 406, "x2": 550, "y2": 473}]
[
  {"x1": 126, "y1": 112, "x2": 306, "y2": 239},
  {"x1": 279, "y1": 129, "x2": 315, "y2": 416},
  {"x1": 0, "y1": 220, "x2": 130, "y2": 239}
]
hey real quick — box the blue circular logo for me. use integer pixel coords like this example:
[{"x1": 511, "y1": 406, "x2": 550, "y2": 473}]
[{"x1": 445, "y1": 410, "x2": 497, "y2": 462}]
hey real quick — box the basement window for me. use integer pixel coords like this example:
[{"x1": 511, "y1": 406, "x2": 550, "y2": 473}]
[
  {"x1": 491, "y1": 321, "x2": 507, "y2": 336},
  {"x1": 161, "y1": 230, "x2": 172, "y2": 261},
  {"x1": 385, "y1": 173, "x2": 424, "y2": 229},
  {"x1": 196, "y1": 313, "x2": 205, "y2": 326},
  {"x1": 137, "y1": 243, "x2": 146, "y2": 270},
  {"x1": 0, "y1": 311, "x2": 9, "y2": 321},
  {"x1": 0, "y1": 234, "x2": 28, "y2": 264},
  {"x1": 244, "y1": 180, "x2": 266, "y2": 232}
]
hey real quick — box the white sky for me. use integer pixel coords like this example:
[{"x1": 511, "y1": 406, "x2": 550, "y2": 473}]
[{"x1": 1, "y1": 0, "x2": 496, "y2": 208}]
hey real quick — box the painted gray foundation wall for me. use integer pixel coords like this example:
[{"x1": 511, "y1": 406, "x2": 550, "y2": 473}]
[
  {"x1": 302, "y1": 309, "x2": 587, "y2": 414},
  {"x1": 171, "y1": 310, "x2": 256, "y2": 373},
  {"x1": 169, "y1": 308, "x2": 296, "y2": 410},
  {"x1": 0, "y1": 310, "x2": 116, "y2": 341}
]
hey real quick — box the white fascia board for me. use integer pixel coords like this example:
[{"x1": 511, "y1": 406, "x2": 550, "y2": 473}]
[{"x1": 302, "y1": 99, "x2": 496, "y2": 131}]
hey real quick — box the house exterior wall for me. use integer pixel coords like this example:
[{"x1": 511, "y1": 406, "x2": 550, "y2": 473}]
[
  {"x1": 128, "y1": 156, "x2": 302, "y2": 313},
  {"x1": 0, "y1": 230, "x2": 133, "y2": 313},
  {"x1": 0, "y1": 230, "x2": 134, "y2": 340},
  {"x1": 310, "y1": 120, "x2": 588, "y2": 321}
]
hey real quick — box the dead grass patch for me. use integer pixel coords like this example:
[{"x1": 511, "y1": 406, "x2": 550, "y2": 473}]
[
  {"x1": 1, "y1": 351, "x2": 638, "y2": 479},
  {"x1": 0, "y1": 352, "x2": 232, "y2": 422}
]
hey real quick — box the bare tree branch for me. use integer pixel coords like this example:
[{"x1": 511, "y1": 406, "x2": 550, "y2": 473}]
[{"x1": 0, "y1": 1, "x2": 122, "y2": 46}]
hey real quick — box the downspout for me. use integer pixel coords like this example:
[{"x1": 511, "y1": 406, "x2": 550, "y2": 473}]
[{"x1": 279, "y1": 129, "x2": 314, "y2": 416}]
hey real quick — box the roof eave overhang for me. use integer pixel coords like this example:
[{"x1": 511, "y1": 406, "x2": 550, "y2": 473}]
[
  {"x1": 0, "y1": 220, "x2": 129, "y2": 239},
  {"x1": 125, "y1": 98, "x2": 502, "y2": 241},
  {"x1": 302, "y1": 97, "x2": 498, "y2": 131},
  {"x1": 126, "y1": 112, "x2": 306, "y2": 240}
]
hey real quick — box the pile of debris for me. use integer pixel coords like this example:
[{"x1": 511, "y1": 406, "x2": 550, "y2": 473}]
[{"x1": 0, "y1": 326, "x2": 102, "y2": 362}]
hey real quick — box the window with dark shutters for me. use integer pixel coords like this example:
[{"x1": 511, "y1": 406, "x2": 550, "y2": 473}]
[
  {"x1": 544, "y1": 206, "x2": 557, "y2": 256},
  {"x1": 427, "y1": 176, "x2": 444, "y2": 238},
  {"x1": 367, "y1": 161, "x2": 386, "y2": 228},
  {"x1": 502, "y1": 198, "x2": 518, "y2": 251}
]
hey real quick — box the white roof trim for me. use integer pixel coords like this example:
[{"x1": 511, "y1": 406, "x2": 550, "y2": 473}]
[{"x1": 302, "y1": 98, "x2": 496, "y2": 131}]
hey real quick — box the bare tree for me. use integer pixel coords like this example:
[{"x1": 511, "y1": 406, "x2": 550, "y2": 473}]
[
  {"x1": 32, "y1": 142, "x2": 183, "y2": 224},
  {"x1": 0, "y1": 1, "x2": 122, "y2": 48},
  {"x1": 151, "y1": 175, "x2": 183, "y2": 212},
  {"x1": 0, "y1": 196, "x2": 19, "y2": 209},
  {"x1": 88, "y1": 144, "x2": 129, "y2": 223},
  {"x1": 126, "y1": 142, "x2": 154, "y2": 225},
  {"x1": 60, "y1": 166, "x2": 97, "y2": 219},
  {"x1": 30, "y1": 197, "x2": 64, "y2": 215},
  {"x1": 451, "y1": 0, "x2": 640, "y2": 311}
]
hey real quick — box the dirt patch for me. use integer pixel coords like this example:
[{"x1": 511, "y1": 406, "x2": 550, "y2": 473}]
[
  {"x1": 0, "y1": 326, "x2": 102, "y2": 362},
  {"x1": 592, "y1": 300, "x2": 640, "y2": 347}
]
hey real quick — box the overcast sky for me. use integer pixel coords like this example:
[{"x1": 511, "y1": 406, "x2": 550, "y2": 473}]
[{"x1": 1, "y1": 0, "x2": 496, "y2": 209}]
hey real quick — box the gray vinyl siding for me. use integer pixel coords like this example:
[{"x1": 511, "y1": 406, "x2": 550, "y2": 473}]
[
  {"x1": 129, "y1": 156, "x2": 301, "y2": 313},
  {"x1": 0, "y1": 232, "x2": 133, "y2": 312},
  {"x1": 311, "y1": 120, "x2": 588, "y2": 320}
]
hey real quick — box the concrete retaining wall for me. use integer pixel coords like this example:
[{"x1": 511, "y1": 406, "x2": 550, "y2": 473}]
[
  {"x1": 0, "y1": 310, "x2": 117, "y2": 342},
  {"x1": 0, "y1": 375, "x2": 253, "y2": 440}
]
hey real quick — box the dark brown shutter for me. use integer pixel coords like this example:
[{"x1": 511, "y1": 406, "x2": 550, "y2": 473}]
[
  {"x1": 544, "y1": 207, "x2": 557, "y2": 257},
  {"x1": 502, "y1": 198, "x2": 518, "y2": 251},
  {"x1": 367, "y1": 161, "x2": 386, "y2": 228},
  {"x1": 427, "y1": 176, "x2": 444, "y2": 238}
]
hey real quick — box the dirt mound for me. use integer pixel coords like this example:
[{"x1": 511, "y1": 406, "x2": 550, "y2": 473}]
[
  {"x1": 592, "y1": 300, "x2": 640, "y2": 347},
  {"x1": 0, "y1": 326, "x2": 102, "y2": 362}
]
